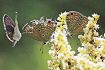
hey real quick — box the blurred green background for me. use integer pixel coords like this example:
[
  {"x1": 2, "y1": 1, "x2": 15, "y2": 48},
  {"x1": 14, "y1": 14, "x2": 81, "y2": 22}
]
[{"x1": 0, "y1": 0, "x2": 105, "y2": 70}]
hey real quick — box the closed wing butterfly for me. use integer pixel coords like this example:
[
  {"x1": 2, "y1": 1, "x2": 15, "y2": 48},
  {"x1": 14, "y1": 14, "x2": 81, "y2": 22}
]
[
  {"x1": 3, "y1": 14, "x2": 22, "y2": 47},
  {"x1": 22, "y1": 17, "x2": 56, "y2": 44},
  {"x1": 66, "y1": 11, "x2": 88, "y2": 36}
]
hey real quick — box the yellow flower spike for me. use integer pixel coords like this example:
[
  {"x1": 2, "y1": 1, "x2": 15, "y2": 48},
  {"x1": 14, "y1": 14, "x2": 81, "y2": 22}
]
[
  {"x1": 94, "y1": 37, "x2": 101, "y2": 46},
  {"x1": 92, "y1": 13, "x2": 100, "y2": 20},
  {"x1": 57, "y1": 12, "x2": 68, "y2": 22},
  {"x1": 48, "y1": 12, "x2": 105, "y2": 70},
  {"x1": 58, "y1": 34, "x2": 63, "y2": 42},
  {"x1": 60, "y1": 46, "x2": 67, "y2": 53},
  {"x1": 78, "y1": 47, "x2": 87, "y2": 54}
]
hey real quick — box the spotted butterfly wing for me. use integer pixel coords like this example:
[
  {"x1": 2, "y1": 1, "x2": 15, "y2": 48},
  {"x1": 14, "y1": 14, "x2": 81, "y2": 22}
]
[
  {"x1": 3, "y1": 14, "x2": 22, "y2": 47},
  {"x1": 66, "y1": 11, "x2": 88, "y2": 36},
  {"x1": 22, "y1": 17, "x2": 56, "y2": 43}
]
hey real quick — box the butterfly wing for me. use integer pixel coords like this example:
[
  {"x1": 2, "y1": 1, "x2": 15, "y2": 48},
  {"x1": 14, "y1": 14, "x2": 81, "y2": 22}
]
[
  {"x1": 23, "y1": 18, "x2": 56, "y2": 43},
  {"x1": 31, "y1": 23, "x2": 45, "y2": 42},
  {"x1": 42, "y1": 20, "x2": 56, "y2": 42},
  {"x1": 74, "y1": 16, "x2": 88, "y2": 34},
  {"x1": 66, "y1": 11, "x2": 88, "y2": 35},
  {"x1": 3, "y1": 14, "x2": 15, "y2": 42},
  {"x1": 34, "y1": 20, "x2": 56, "y2": 42},
  {"x1": 12, "y1": 14, "x2": 22, "y2": 47},
  {"x1": 22, "y1": 21, "x2": 43, "y2": 41},
  {"x1": 22, "y1": 23, "x2": 32, "y2": 33}
]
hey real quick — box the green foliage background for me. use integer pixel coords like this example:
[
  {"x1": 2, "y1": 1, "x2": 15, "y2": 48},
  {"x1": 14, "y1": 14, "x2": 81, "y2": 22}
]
[{"x1": 0, "y1": 0, "x2": 105, "y2": 70}]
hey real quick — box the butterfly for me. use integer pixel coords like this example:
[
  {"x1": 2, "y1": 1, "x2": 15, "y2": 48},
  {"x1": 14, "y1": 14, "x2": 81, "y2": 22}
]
[
  {"x1": 66, "y1": 11, "x2": 88, "y2": 36},
  {"x1": 22, "y1": 17, "x2": 56, "y2": 44},
  {"x1": 3, "y1": 14, "x2": 22, "y2": 47}
]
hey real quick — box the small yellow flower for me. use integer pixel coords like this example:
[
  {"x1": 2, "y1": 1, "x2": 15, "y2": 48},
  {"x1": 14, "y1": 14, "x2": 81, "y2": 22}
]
[{"x1": 57, "y1": 12, "x2": 68, "y2": 22}]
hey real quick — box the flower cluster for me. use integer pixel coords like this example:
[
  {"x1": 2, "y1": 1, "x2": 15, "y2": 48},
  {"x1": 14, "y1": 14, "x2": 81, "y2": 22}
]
[
  {"x1": 48, "y1": 12, "x2": 105, "y2": 70},
  {"x1": 48, "y1": 12, "x2": 76, "y2": 70},
  {"x1": 77, "y1": 14, "x2": 105, "y2": 69}
]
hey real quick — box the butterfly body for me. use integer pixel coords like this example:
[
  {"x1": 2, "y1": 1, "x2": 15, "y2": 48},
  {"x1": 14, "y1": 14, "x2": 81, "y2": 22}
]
[
  {"x1": 3, "y1": 14, "x2": 22, "y2": 47},
  {"x1": 66, "y1": 11, "x2": 88, "y2": 35},
  {"x1": 23, "y1": 17, "x2": 56, "y2": 43}
]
